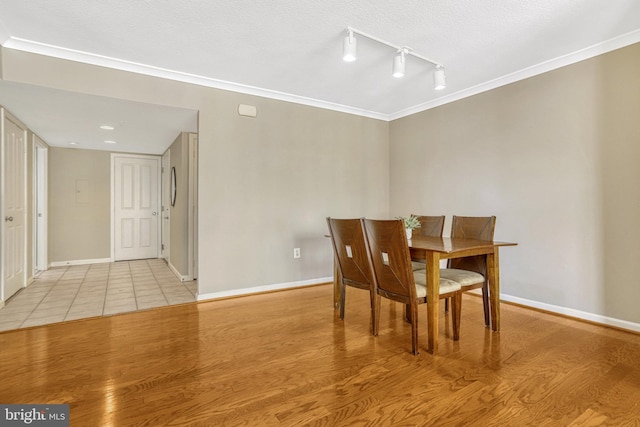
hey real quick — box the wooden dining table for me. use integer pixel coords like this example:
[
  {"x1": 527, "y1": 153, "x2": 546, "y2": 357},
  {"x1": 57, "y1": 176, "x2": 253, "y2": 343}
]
[
  {"x1": 408, "y1": 236, "x2": 517, "y2": 354},
  {"x1": 330, "y1": 233, "x2": 517, "y2": 355}
]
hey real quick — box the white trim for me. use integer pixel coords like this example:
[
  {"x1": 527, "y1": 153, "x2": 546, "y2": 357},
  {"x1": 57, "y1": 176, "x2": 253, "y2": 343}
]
[
  {"x1": 188, "y1": 133, "x2": 198, "y2": 281},
  {"x1": 4, "y1": 29, "x2": 640, "y2": 121},
  {"x1": 1, "y1": 38, "x2": 388, "y2": 121},
  {"x1": 167, "y1": 260, "x2": 190, "y2": 282},
  {"x1": 0, "y1": 108, "x2": 4, "y2": 302},
  {"x1": 32, "y1": 135, "x2": 48, "y2": 274},
  {"x1": 21, "y1": 119, "x2": 28, "y2": 296},
  {"x1": 388, "y1": 29, "x2": 640, "y2": 120},
  {"x1": 197, "y1": 277, "x2": 333, "y2": 302},
  {"x1": 50, "y1": 258, "x2": 111, "y2": 267},
  {"x1": 161, "y1": 150, "x2": 170, "y2": 261},
  {"x1": 110, "y1": 154, "x2": 115, "y2": 262},
  {"x1": 501, "y1": 293, "x2": 640, "y2": 334}
]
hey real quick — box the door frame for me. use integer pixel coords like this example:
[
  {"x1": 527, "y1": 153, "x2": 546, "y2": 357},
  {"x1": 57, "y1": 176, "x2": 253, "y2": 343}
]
[
  {"x1": 161, "y1": 150, "x2": 170, "y2": 261},
  {"x1": 0, "y1": 108, "x2": 28, "y2": 303},
  {"x1": 110, "y1": 153, "x2": 162, "y2": 261},
  {"x1": 33, "y1": 134, "x2": 48, "y2": 274},
  {"x1": 188, "y1": 133, "x2": 198, "y2": 280}
]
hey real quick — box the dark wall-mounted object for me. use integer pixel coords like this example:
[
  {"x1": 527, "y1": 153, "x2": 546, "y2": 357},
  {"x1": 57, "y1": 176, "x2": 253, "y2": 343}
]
[{"x1": 171, "y1": 166, "x2": 177, "y2": 207}]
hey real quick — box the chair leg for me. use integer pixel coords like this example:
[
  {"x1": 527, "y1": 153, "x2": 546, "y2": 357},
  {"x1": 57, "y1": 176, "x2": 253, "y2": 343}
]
[
  {"x1": 369, "y1": 290, "x2": 377, "y2": 336},
  {"x1": 405, "y1": 304, "x2": 411, "y2": 323},
  {"x1": 444, "y1": 297, "x2": 449, "y2": 312},
  {"x1": 373, "y1": 294, "x2": 381, "y2": 336},
  {"x1": 450, "y1": 292, "x2": 462, "y2": 341},
  {"x1": 482, "y1": 281, "x2": 490, "y2": 327},
  {"x1": 339, "y1": 283, "x2": 346, "y2": 320},
  {"x1": 410, "y1": 303, "x2": 419, "y2": 355}
]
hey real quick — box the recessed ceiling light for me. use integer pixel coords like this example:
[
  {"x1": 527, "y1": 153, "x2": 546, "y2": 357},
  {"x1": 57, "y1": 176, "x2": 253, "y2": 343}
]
[
  {"x1": 100, "y1": 125, "x2": 115, "y2": 130},
  {"x1": 68, "y1": 142, "x2": 78, "y2": 145},
  {"x1": 104, "y1": 140, "x2": 117, "y2": 144}
]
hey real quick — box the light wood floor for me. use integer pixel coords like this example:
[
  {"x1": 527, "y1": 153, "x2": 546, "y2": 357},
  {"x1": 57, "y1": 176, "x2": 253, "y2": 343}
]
[{"x1": 1, "y1": 284, "x2": 639, "y2": 426}]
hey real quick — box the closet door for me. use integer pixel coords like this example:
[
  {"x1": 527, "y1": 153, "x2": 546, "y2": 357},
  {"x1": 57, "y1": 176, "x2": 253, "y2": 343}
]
[{"x1": 1, "y1": 110, "x2": 27, "y2": 301}]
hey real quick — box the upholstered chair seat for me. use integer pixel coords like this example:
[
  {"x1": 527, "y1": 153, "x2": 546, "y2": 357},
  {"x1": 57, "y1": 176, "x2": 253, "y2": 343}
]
[
  {"x1": 439, "y1": 268, "x2": 485, "y2": 287},
  {"x1": 413, "y1": 272, "x2": 461, "y2": 297}
]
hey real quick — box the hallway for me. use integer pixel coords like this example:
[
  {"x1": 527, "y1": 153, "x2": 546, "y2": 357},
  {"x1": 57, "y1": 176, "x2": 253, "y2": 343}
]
[{"x1": 0, "y1": 259, "x2": 196, "y2": 332}]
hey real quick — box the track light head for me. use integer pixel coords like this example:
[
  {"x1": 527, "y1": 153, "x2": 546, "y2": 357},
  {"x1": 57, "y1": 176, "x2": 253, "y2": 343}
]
[
  {"x1": 392, "y1": 49, "x2": 406, "y2": 78},
  {"x1": 342, "y1": 27, "x2": 445, "y2": 88},
  {"x1": 434, "y1": 66, "x2": 446, "y2": 90},
  {"x1": 343, "y1": 30, "x2": 357, "y2": 62}
]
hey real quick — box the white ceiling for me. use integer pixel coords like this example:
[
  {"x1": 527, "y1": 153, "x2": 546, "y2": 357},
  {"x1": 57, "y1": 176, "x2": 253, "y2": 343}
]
[
  {"x1": 1, "y1": 0, "x2": 640, "y2": 152},
  {"x1": 0, "y1": 80, "x2": 197, "y2": 154}
]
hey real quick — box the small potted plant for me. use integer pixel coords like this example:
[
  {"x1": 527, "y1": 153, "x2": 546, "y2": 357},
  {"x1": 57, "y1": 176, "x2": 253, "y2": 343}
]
[{"x1": 396, "y1": 215, "x2": 421, "y2": 240}]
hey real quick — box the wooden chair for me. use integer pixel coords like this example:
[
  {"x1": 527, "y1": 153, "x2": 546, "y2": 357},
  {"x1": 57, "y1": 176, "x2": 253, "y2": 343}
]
[
  {"x1": 362, "y1": 218, "x2": 461, "y2": 355},
  {"x1": 410, "y1": 215, "x2": 445, "y2": 271},
  {"x1": 440, "y1": 215, "x2": 496, "y2": 326},
  {"x1": 326, "y1": 217, "x2": 377, "y2": 334},
  {"x1": 415, "y1": 215, "x2": 446, "y2": 237}
]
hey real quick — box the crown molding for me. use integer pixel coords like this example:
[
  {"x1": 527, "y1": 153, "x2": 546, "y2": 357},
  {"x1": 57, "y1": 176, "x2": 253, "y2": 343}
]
[
  {"x1": 389, "y1": 28, "x2": 640, "y2": 121},
  {"x1": 3, "y1": 29, "x2": 640, "y2": 123},
  {"x1": 1, "y1": 37, "x2": 389, "y2": 121}
]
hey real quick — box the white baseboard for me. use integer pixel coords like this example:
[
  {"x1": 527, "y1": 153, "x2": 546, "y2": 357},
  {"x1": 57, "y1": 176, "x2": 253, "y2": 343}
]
[
  {"x1": 197, "y1": 276, "x2": 333, "y2": 302},
  {"x1": 167, "y1": 261, "x2": 192, "y2": 282},
  {"x1": 50, "y1": 258, "x2": 112, "y2": 267},
  {"x1": 501, "y1": 293, "x2": 640, "y2": 333},
  {"x1": 199, "y1": 283, "x2": 640, "y2": 333}
]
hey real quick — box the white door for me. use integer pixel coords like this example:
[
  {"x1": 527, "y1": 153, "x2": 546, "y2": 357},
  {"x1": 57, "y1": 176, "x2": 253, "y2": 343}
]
[
  {"x1": 1, "y1": 111, "x2": 27, "y2": 301},
  {"x1": 113, "y1": 154, "x2": 161, "y2": 261}
]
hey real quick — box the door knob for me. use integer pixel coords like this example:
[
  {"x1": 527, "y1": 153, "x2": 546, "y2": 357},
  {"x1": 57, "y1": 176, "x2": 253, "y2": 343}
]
[
  {"x1": 5, "y1": 216, "x2": 13, "y2": 222},
  {"x1": 152, "y1": 212, "x2": 157, "y2": 216}
]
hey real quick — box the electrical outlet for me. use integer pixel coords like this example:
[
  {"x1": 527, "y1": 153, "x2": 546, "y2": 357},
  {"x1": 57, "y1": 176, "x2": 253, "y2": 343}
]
[{"x1": 293, "y1": 248, "x2": 301, "y2": 259}]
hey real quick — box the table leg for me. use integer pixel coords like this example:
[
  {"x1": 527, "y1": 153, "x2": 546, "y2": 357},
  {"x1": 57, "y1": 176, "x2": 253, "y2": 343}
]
[
  {"x1": 425, "y1": 250, "x2": 440, "y2": 354},
  {"x1": 487, "y1": 248, "x2": 500, "y2": 331}
]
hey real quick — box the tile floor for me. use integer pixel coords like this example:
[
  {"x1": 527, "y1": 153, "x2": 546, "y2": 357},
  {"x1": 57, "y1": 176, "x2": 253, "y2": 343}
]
[{"x1": 0, "y1": 259, "x2": 197, "y2": 332}]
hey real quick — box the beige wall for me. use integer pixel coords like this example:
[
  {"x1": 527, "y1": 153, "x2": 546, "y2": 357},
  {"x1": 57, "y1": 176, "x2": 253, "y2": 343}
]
[
  {"x1": 48, "y1": 147, "x2": 111, "y2": 263},
  {"x1": 196, "y1": 91, "x2": 390, "y2": 291},
  {"x1": 0, "y1": 47, "x2": 390, "y2": 296},
  {"x1": 3, "y1": 41, "x2": 639, "y2": 326},
  {"x1": 390, "y1": 43, "x2": 640, "y2": 324},
  {"x1": 168, "y1": 132, "x2": 190, "y2": 277}
]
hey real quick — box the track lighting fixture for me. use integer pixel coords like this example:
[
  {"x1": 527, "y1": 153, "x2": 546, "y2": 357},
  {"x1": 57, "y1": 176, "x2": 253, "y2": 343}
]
[
  {"x1": 342, "y1": 27, "x2": 446, "y2": 90},
  {"x1": 392, "y1": 49, "x2": 406, "y2": 78},
  {"x1": 342, "y1": 29, "x2": 357, "y2": 62},
  {"x1": 434, "y1": 65, "x2": 446, "y2": 90}
]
